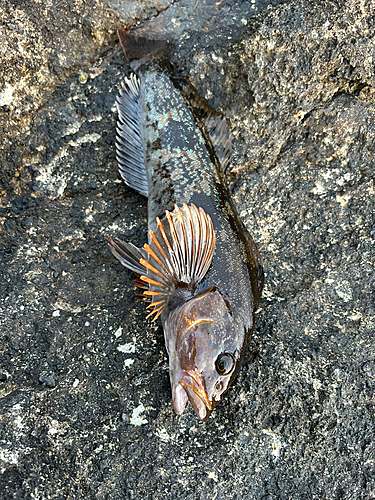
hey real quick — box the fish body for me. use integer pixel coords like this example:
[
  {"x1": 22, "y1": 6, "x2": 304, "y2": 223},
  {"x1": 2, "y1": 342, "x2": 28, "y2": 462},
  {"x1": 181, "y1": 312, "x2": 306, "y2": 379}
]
[{"x1": 109, "y1": 31, "x2": 263, "y2": 421}]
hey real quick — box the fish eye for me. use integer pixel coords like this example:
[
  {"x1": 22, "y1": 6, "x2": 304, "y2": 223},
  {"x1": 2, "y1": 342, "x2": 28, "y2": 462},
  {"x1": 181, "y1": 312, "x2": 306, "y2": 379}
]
[{"x1": 215, "y1": 353, "x2": 235, "y2": 376}]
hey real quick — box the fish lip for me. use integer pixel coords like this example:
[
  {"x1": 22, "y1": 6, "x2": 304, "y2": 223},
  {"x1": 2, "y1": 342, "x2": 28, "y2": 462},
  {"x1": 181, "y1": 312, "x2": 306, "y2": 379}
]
[{"x1": 179, "y1": 370, "x2": 213, "y2": 420}]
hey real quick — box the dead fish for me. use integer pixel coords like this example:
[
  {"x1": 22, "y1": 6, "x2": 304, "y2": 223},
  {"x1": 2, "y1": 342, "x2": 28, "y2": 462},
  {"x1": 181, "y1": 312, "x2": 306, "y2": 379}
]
[{"x1": 108, "y1": 30, "x2": 263, "y2": 421}]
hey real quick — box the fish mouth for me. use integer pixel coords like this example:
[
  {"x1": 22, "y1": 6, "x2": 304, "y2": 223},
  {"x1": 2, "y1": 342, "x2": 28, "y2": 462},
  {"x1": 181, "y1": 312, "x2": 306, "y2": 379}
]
[{"x1": 179, "y1": 370, "x2": 213, "y2": 422}]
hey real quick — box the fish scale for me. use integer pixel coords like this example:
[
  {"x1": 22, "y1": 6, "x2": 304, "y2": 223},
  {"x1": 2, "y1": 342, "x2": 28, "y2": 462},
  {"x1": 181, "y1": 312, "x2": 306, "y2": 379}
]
[{"x1": 108, "y1": 31, "x2": 263, "y2": 421}]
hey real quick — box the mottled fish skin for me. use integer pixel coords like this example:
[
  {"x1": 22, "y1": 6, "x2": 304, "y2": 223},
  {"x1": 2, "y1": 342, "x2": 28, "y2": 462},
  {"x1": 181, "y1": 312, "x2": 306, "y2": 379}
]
[
  {"x1": 140, "y1": 65, "x2": 260, "y2": 334},
  {"x1": 139, "y1": 67, "x2": 218, "y2": 225},
  {"x1": 110, "y1": 31, "x2": 263, "y2": 421}
]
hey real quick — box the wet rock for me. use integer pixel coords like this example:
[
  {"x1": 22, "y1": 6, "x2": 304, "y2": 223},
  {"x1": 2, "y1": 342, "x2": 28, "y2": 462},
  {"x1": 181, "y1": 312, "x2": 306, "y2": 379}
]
[
  {"x1": 0, "y1": 0, "x2": 374, "y2": 499},
  {"x1": 38, "y1": 375, "x2": 56, "y2": 388}
]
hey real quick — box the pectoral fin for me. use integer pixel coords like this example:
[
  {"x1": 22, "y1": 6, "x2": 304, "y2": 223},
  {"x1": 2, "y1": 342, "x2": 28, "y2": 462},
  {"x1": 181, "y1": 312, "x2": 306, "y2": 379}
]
[
  {"x1": 140, "y1": 204, "x2": 215, "y2": 320},
  {"x1": 108, "y1": 204, "x2": 216, "y2": 322}
]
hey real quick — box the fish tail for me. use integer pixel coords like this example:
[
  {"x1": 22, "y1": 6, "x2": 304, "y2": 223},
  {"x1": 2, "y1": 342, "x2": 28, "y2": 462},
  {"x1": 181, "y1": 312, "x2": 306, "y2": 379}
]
[{"x1": 117, "y1": 29, "x2": 170, "y2": 71}]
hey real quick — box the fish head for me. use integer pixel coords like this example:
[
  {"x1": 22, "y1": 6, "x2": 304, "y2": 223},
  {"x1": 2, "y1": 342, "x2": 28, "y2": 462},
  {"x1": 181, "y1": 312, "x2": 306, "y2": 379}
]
[{"x1": 166, "y1": 287, "x2": 240, "y2": 421}]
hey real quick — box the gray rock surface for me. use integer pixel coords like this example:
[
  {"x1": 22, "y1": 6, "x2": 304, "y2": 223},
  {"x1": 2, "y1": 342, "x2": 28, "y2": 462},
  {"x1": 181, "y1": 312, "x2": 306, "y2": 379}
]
[{"x1": 1, "y1": 0, "x2": 374, "y2": 498}]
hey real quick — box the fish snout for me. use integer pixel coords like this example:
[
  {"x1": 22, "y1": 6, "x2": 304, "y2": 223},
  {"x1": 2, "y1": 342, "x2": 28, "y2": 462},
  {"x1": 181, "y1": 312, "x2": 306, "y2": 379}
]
[{"x1": 179, "y1": 370, "x2": 214, "y2": 421}]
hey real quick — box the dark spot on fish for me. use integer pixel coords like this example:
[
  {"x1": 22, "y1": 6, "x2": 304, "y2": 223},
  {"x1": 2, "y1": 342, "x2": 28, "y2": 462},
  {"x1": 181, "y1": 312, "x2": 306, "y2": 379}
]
[
  {"x1": 168, "y1": 285, "x2": 194, "y2": 311},
  {"x1": 215, "y1": 380, "x2": 223, "y2": 391},
  {"x1": 151, "y1": 137, "x2": 161, "y2": 151}
]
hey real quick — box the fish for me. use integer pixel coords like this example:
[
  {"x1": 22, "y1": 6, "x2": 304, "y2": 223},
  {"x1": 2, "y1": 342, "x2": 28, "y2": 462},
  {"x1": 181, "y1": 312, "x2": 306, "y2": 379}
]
[{"x1": 108, "y1": 30, "x2": 264, "y2": 422}]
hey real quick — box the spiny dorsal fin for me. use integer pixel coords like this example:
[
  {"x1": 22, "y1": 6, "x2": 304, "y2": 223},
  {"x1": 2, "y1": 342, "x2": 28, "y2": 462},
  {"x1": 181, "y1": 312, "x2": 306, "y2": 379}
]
[
  {"x1": 116, "y1": 73, "x2": 148, "y2": 197},
  {"x1": 173, "y1": 77, "x2": 232, "y2": 172},
  {"x1": 140, "y1": 204, "x2": 216, "y2": 321}
]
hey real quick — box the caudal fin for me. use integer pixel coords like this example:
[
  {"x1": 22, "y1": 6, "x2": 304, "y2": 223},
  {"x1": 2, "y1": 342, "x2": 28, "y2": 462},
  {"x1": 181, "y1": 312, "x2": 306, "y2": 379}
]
[{"x1": 117, "y1": 29, "x2": 170, "y2": 71}]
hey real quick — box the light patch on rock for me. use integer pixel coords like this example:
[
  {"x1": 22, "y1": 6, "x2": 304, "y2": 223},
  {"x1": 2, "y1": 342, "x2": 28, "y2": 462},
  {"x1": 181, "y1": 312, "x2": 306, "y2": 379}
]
[
  {"x1": 34, "y1": 145, "x2": 71, "y2": 198},
  {"x1": 100, "y1": 219, "x2": 139, "y2": 234},
  {"x1": 311, "y1": 182, "x2": 327, "y2": 196},
  {"x1": 114, "y1": 326, "x2": 122, "y2": 338},
  {"x1": 0, "y1": 448, "x2": 19, "y2": 466},
  {"x1": 124, "y1": 359, "x2": 134, "y2": 368},
  {"x1": 69, "y1": 133, "x2": 101, "y2": 147},
  {"x1": 117, "y1": 343, "x2": 135, "y2": 353},
  {"x1": 57, "y1": 52, "x2": 69, "y2": 67},
  {"x1": 336, "y1": 193, "x2": 351, "y2": 206},
  {"x1": 54, "y1": 297, "x2": 85, "y2": 313},
  {"x1": 336, "y1": 172, "x2": 353, "y2": 186},
  {"x1": 130, "y1": 404, "x2": 147, "y2": 426},
  {"x1": 88, "y1": 114, "x2": 103, "y2": 122},
  {"x1": 13, "y1": 414, "x2": 23, "y2": 430},
  {"x1": 155, "y1": 428, "x2": 171, "y2": 442},
  {"x1": 26, "y1": 226, "x2": 38, "y2": 237},
  {"x1": 46, "y1": 418, "x2": 72, "y2": 451},
  {"x1": 349, "y1": 311, "x2": 362, "y2": 321},
  {"x1": 205, "y1": 89, "x2": 213, "y2": 100},
  {"x1": 48, "y1": 419, "x2": 61, "y2": 436},
  {"x1": 206, "y1": 471, "x2": 218, "y2": 482},
  {"x1": 211, "y1": 53, "x2": 223, "y2": 64},
  {"x1": 56, "y1": 229, "x2": 85, "y2": 245},
  {"x1": 304, "y1": 326, "x2": 319, "y2": 338},
  {"x1": 0, "y1": 83, "x2": 14, "y2": 106},
  {"x1": 335, "y1": 281, "x2": 353, "y2": 302},
  {"x1": 261, "y1": 283, "x2": 275, "y2": 300},
  {"x1": 84, "y1": 212, "x2": 95, "y2": 223},
  {"x1": 263, "y1": 429, "x2": 284, "y2": 460},
  {"x1": 63, "y1": 121, "x2": 82, "y2": 137},
  {"x1": 23, "y1": 244, "x2": 49, "y2": 258},
  {"x1": 313, "y1": 378, "x2": 322, "y2": 391}
]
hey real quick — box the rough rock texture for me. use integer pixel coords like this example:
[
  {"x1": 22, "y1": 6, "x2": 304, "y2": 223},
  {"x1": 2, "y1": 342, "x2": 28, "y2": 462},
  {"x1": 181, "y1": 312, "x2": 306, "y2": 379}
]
[{"x1": 1, "y1": 0, "x2": 374, "y2": 499}]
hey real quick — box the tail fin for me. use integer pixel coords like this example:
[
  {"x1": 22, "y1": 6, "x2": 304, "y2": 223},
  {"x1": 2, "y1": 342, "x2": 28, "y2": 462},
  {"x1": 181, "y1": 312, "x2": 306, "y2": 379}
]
[{"x1": 117, "y1": 29, "x2": 170, "y2": 71}]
